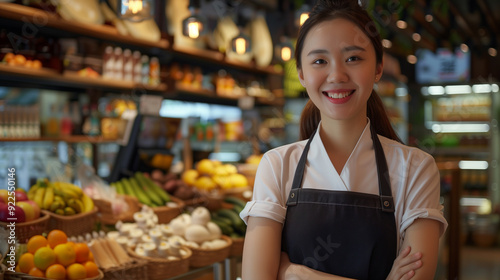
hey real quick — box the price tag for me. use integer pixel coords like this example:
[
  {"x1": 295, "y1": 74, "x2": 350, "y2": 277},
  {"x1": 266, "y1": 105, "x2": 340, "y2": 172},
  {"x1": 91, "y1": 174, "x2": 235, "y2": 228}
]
[
  {"x1": 140, "y1": 94, "x2": 163, "y2": 116},
  {"x1": 238, "y1": 96, "x2": 255, "y2": 110}
]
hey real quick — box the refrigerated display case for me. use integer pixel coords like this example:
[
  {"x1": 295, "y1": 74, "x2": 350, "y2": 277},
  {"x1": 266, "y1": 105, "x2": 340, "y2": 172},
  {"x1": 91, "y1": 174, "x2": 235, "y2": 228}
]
[{"x1": 413, "y1": 83, "x2": 500, "y2": 246}]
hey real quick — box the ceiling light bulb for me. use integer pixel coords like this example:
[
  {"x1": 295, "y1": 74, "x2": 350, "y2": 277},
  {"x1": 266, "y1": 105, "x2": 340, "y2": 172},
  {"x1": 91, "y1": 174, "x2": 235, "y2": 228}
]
[
  {"x1": 412, "y1": 33, "x2": 421, "y2": 42},
  {"x1": 382, "y1": 39, "x2": 392, "y2": 48},
  {"x1": 396, "y1": 20, "x2": 407, "y2": 29},
  {"x1": 460, "y1": 44, "x2": 469, "y2": 52},
  {"x1": 407, "y1": 55, "x2": 417, "y2": 64},
  {"x1": 488, "y1": 47, "x2": 497, "y2": 57}
]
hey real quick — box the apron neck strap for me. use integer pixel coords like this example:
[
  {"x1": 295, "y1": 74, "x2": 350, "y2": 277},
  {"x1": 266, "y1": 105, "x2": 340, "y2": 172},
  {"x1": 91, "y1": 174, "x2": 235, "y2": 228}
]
[{"x1": 290, "y1": 122, "x2": 395, "y2": 212}]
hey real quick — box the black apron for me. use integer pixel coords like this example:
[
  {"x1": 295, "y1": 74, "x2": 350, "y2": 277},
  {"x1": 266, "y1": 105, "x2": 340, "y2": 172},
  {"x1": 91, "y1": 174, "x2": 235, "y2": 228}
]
[{"x1": 281, "y1": 124, "x2": 397, "y2": 280}]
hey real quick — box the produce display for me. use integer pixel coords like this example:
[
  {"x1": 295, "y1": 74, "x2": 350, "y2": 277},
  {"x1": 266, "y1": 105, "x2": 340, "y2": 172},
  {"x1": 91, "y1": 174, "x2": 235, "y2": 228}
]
[
  {"x1": 15, "y1": 229, "x2": 100, "y2": 279},
  {"x1": 0, "y1": 189, "x2": 41, "y2": 223},
  {"x1": 167, "y1": 206, "x2": 229, "y2": 250},
  {"x1": 181, "y1": 159, "x2": 249, "y2": 192},
  {"x1": 28, "y1": 179, "x2": 95, "y2": 216},
  {"x1": 109, "y1": 206, "x2": 192, "y2": 259},
  {"x1": 110, "y1": 172, "x2": 172, "y2": 207},
  {"x1": 211, "y1": 197, "x2": 247, "y2": 238}
]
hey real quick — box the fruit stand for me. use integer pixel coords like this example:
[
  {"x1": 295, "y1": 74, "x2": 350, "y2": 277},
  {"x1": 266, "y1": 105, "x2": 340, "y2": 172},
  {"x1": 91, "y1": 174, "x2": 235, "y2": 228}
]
[{"x1": 0, "y1": 155, "x2": 259, "y2": 280}]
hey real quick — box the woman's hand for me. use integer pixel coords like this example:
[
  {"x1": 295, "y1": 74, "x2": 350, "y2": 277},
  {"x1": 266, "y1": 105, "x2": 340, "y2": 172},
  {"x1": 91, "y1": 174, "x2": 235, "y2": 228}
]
[{"x1": 386, "y1": 246, "x2": 423, "y2": 280}]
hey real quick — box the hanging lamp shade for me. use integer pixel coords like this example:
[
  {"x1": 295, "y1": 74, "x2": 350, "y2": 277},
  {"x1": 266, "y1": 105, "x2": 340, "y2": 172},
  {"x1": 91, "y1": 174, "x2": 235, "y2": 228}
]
[
  {"x1": 295, "y1": 4, "x2": 310, "y2": 27},
  {"x1": 181, "y1": 0, "x2": 207, "y2": 39},
  {"x1": 116, "y1": 0, "x2": 154, "y2": 22},
  {"x1": 276, "y1": 39, "x2": 294, "y2": 62},
  {"x1": 182, "y1": 11, "x2": 207, "y2": 39},
  {"x1": 231, "y1": 31, "x2": 251, "y2": 55}
]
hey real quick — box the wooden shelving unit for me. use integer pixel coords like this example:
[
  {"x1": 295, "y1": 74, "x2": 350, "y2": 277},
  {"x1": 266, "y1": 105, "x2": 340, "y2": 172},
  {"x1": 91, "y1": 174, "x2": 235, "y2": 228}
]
[
  {"x1": 0, "y1": 3, "x2": 169, "y2": 49},
  {"x1": 0, "y1": 135, "x2": 119, "y2": 143}
]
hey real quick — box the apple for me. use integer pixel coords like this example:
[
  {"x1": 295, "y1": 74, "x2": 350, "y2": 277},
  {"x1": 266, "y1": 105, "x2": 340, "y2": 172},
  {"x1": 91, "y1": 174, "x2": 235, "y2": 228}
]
[
  {"x1": 14, "y1": 190, "x2": 28, "y2": 202},
  {"x1": 0, "y1": 204, "x2": 25, "y2": 223},
  {"x1": 17, "y1": 201, "x2": 35, "y2": 222},
  {"x1": 0, "y1": 189, "x2": 8, "y2": 203},
  {"x1": 12, "y1": 205, "x2": 26, "y2": 223},
  {"x1": 0, "y1": 203, "x2": 9, "y2": 222},
  {"x1": 25, "y1": 200, "x2": 41, "y2": 219}
]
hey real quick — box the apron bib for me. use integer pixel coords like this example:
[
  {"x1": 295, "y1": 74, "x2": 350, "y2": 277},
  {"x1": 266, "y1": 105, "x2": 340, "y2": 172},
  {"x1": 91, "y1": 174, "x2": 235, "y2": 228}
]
[{"x1": 281, "y1": 124, "x2": 397, "y2": 280}]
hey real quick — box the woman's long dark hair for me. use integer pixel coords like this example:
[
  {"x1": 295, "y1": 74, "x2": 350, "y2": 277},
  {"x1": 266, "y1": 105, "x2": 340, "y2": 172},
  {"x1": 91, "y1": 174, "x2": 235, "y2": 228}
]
[{"x1": 297, "y1": 0, "x2": 402, "y2": 143}]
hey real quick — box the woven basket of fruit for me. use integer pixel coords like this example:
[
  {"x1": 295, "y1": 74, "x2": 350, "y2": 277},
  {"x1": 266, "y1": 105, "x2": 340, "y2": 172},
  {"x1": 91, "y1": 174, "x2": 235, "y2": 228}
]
[
  {"x1": 43, "y1": 207, "x2": 98, "y2": 237},
  {"x1": 187, "y1": 235, "x2": 232, "y2": 268},
  {"x1": 127, "y1": 246, "x2": 192, "y2": 280},
  {"x1": 152, "y1": 196, "x2": 185, "y2": 224},
  {"x1": 0, "y1": 211, "x2": 50, "y2": 243},
  {"x1": 3, "y1": 269, "x2": 104, "y2": 280}
]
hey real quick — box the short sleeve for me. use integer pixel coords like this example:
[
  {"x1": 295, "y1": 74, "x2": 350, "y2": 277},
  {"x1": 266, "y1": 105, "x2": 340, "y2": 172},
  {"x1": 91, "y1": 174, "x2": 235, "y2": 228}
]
[
  {"x1": 239, "y1": 153, "x2": 287, "y2": 225},
  {"x1": 400, "y1": 154, "x2": 448, "y2": 237}
]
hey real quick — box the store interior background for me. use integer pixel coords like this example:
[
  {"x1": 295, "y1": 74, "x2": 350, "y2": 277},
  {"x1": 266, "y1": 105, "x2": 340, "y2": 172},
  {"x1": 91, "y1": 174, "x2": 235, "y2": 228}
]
[{"x1": 0, "y1": 0, "x2": 500, "y2": 279}]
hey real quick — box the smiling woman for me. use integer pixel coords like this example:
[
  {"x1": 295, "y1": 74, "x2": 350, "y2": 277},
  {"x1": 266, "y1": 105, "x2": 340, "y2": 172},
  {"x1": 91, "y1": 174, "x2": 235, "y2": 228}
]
[{"x1": 239, "y1": 1, "x2": 447, "y2": 280}]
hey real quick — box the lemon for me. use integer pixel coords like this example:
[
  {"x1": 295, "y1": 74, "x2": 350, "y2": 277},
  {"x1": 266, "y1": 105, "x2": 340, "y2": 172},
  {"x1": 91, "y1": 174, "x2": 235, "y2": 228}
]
[
  {"x1": 182, "y1": 169, "x2": 199, "y2": 186},
  {"x1": 230, "y1": 174, "x2": 248, "y2": 188},
  {"x1": 224, "y1": 164, "x2": 238, "y2": 175},
  {"x1": 197, "y1": 159, "x2": 215, "y2": 176},
  {"x1": 194, "y1": 176, "x2": 217, "y2": 191}
]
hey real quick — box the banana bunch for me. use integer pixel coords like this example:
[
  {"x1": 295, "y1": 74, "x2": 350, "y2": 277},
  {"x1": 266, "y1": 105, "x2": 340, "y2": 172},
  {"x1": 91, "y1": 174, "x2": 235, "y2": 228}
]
[{"x1": 28, "y1": 179, "x2": 95, "y2": 216}]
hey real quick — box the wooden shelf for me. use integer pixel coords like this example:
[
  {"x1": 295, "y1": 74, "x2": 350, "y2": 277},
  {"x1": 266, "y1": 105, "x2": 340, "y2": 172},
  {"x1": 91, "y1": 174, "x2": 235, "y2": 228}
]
[
  {"x1": 0, "y1": 3, "x2": 169, "y2": 49},
  {"x1": 0, "y1": 135, "x2": 119, "y2": 143},
  {"x1": 171, "y1": 46, "x2": 283, "y2": 76},
  {"x1": 0, "y1": 64, "x2": 168, "y2": 92}
]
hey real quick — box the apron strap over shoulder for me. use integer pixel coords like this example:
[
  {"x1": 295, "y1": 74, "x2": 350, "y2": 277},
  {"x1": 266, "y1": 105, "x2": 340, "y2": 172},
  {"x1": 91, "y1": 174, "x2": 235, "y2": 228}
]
[
  {"x1": 290, "y1": 133, "x2": 315, "y2": 190},
  {"x1": 370, "y1": 124, "x2": 395, "y2": 212}
]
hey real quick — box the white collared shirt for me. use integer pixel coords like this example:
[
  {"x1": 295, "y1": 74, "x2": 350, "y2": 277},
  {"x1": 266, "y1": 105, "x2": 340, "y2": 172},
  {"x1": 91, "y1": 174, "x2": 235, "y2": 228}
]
[{"x1": 240, "y1": 120, "x2": 448, "y2": 250}]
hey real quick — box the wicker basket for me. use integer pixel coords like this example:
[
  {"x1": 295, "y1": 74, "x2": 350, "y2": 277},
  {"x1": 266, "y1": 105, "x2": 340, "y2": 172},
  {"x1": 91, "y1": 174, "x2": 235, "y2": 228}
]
[
  {"x1": 153, "y1": 196, "x2": 185, "y2": 224},
  {"x1": 101, "y1": 258, "x2": 148, "y2": 280},
  {"x1": 188, "y1": 235, "x2": 232, "y2": 268},
  {"x1": 184, "y1": 191, "x2": 223, "y2": 211},
  {"x1": 93, "y1": 195, "x2": 141, "y2": 225},
  {"x1": 42, "y1": 207, "x2": 98, "y2": 237},
  {"x1": 127, "y1": 247, "x2": 192, "y2": 280},
  {"x1": 229, "y1": 237, "x2": 245, "y2": 257},
  {"x1": 0, "y1": 211, "x2": 49, "y2": 243},
  {"x1": 3, "y1": 269, "x2": 104, "y2": 280}
]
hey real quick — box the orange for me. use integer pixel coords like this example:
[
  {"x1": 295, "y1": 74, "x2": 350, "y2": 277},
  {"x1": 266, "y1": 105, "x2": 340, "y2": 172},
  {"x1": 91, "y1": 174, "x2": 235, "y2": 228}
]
[
  {"x1": 33, "y1": 246, "x2": 56, "y2": 270},
  {"x1": 83, "y1": 261, "x2": 99, "y2": 278},
  {"x1": 54, "y1": 243, "x2": 76, "y2": 266},
  {"x1": 28, "y1": 266, "x2": 45, "y2": 277},
  {"x1": 18, "y1": 253, "x2": 35, "y2": 273},
  {"x1": 74, "y1": 243, "x2": 90, "y2": 263},
  {"x1": 47, "y1": 229, "x2": 68, "y2": 248},
  {"x1": 45, "y1": 264, "x2": 66, "y2": 280},
  {"x1": 66, "y1": 263, "x2": 87, "y2": 280},
  {"x1": 27, "y1": 235, "x2": 49, "y2": 254},
  {"x1": 15, "y1": 265, "x2": 21, "y2": 272},
  {"x1": 88, "y1": 251, "x2": 94, "y2": 262}
]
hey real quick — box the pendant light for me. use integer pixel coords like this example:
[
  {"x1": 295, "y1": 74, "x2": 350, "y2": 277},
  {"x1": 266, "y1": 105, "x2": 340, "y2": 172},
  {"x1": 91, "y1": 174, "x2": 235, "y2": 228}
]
[
  {"x1": 295, "y1": 4, "x2": 310, "y2": 27},
  {"x1": 116, "y1": 0, "x2": 154, "y2": 22},
  {"x1": 182, "y1": 0, "x2": 207, "y2": 39},
  {"x1": 231, "y1": 31, "x2": 251, "y2": 55},
  {"x1": 230, "y1": 12, "x2": 251, "y2": 55},
  {"x1": 276, "y1": 36, "x2": 294, "y2": 63}
]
